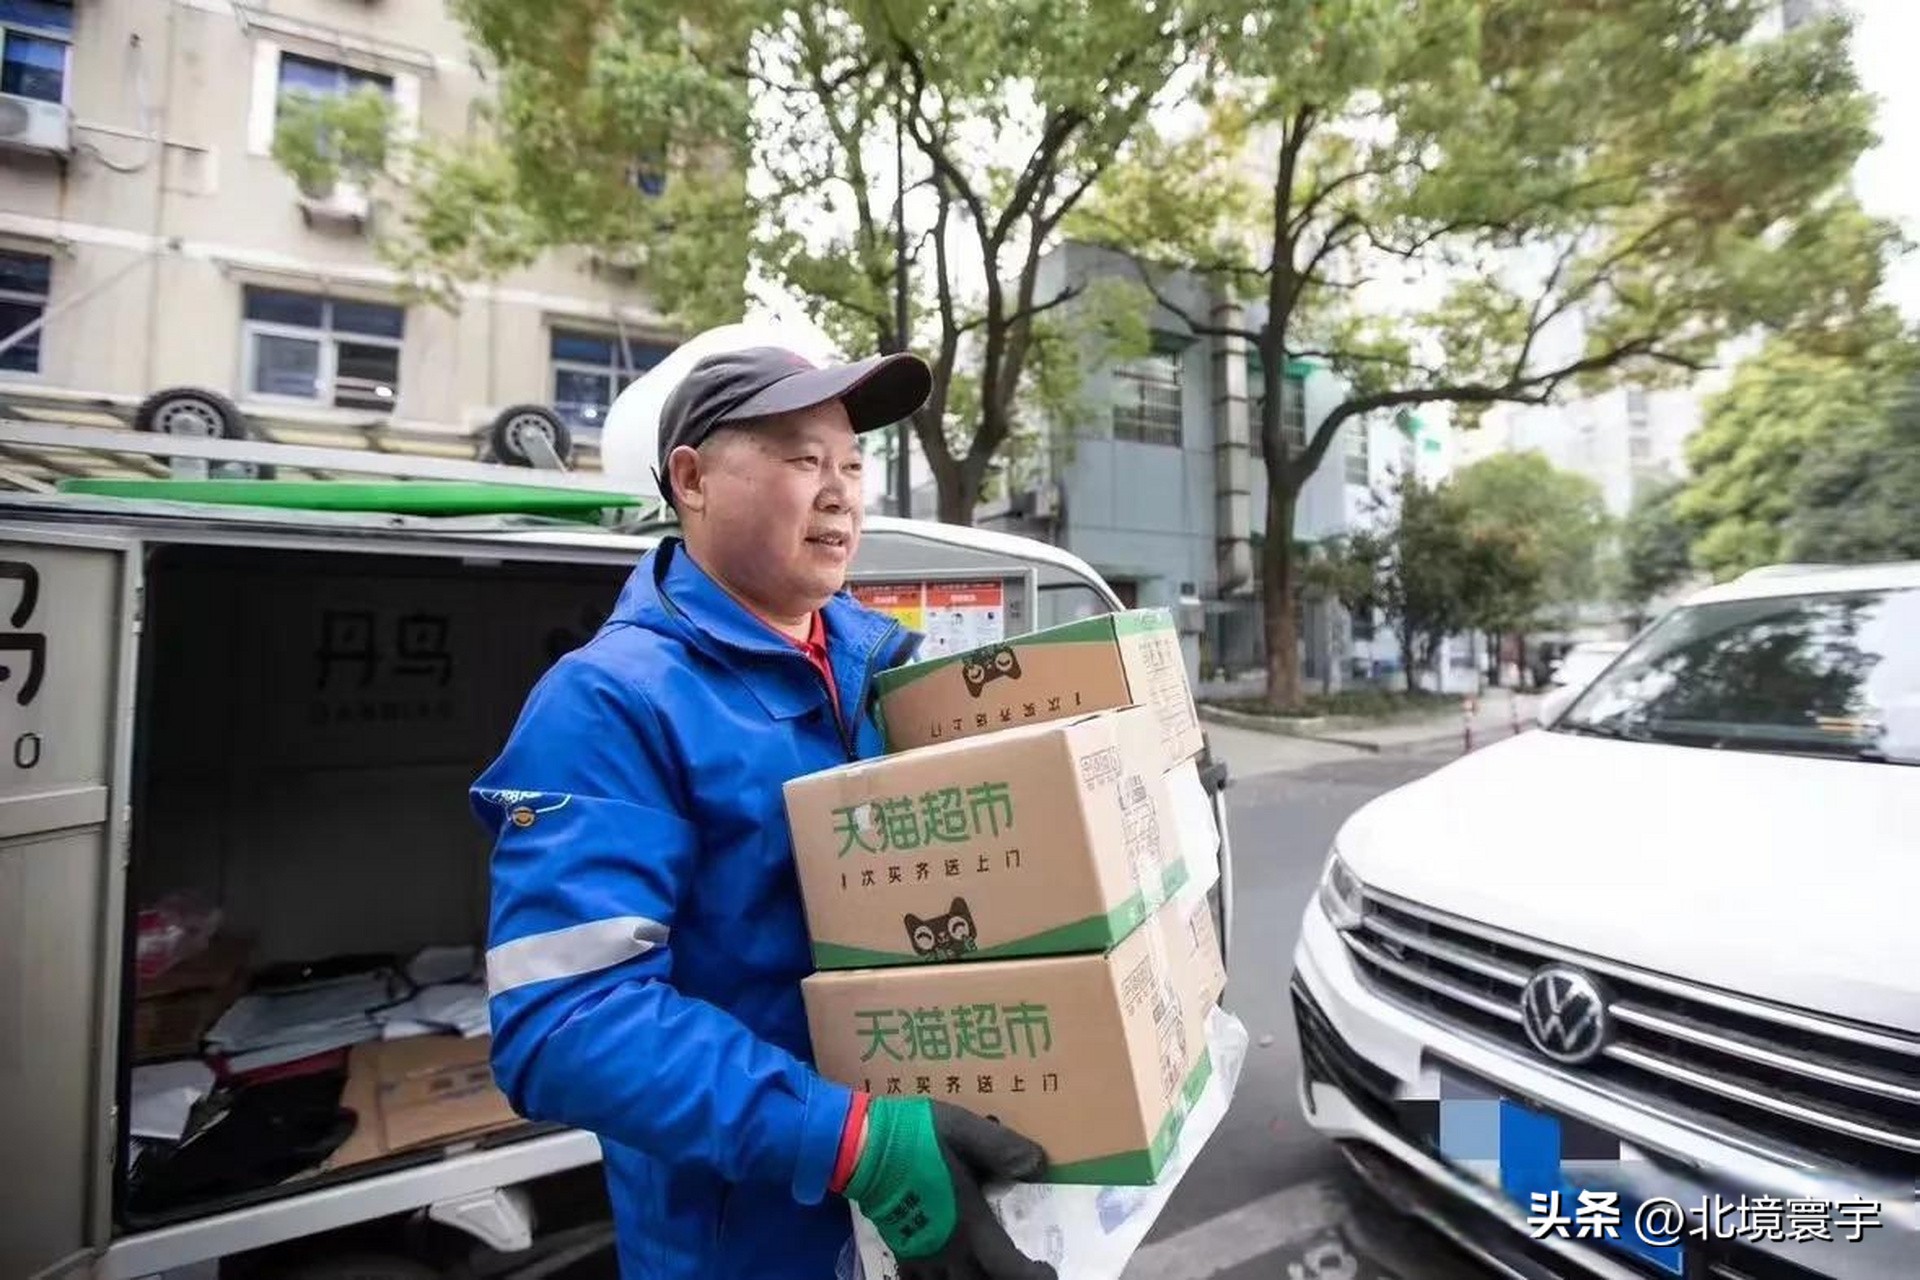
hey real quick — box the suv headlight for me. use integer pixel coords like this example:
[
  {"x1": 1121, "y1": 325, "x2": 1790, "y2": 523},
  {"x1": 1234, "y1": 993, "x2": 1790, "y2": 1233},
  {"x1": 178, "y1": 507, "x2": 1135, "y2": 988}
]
[{"x1": 1317, "y1": 852, "x2": 1365, "y2": 931}]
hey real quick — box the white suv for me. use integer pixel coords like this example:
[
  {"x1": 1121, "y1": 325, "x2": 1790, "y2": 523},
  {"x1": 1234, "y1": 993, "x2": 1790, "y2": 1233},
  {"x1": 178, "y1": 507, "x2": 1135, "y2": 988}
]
[{"x1": 1290, "y1": 562, "x2": 1919, "y2": 1280}]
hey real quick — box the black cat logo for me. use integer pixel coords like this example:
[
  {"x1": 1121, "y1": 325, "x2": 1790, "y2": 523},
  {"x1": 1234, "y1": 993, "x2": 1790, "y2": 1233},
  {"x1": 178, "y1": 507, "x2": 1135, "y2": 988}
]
[
  {"x1": 906, "y1": 897, "x2": 978, "y2": 961},
  {"x1": 961, "y1": 646, "x2": 1021, "y2": 698}
]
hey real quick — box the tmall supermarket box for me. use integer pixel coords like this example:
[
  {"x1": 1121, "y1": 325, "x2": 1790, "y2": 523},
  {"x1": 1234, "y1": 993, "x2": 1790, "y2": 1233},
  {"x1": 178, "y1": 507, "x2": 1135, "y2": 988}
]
[
  {"x1": 800, "y1": 897, "x2": 1213, "y2": 1185},
  {"x1": 783, "y1": 706, "x2": 1179, "y2": 968},
  {"x1": 873, "y1": 609, "x2": 1203, "y2": 772}
]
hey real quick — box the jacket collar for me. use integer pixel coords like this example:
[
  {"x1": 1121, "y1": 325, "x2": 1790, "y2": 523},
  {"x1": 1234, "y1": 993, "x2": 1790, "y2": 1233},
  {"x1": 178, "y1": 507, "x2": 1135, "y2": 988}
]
[{"x1": 610, "y1": 537, "x2": 914, "y2": 724}]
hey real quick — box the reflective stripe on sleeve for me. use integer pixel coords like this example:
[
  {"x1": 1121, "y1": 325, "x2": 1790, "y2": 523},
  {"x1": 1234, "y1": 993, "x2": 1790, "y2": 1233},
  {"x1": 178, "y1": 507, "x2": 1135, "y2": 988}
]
[{"x1": 487, "y1": 915, "x2": 671, "y2": 995}]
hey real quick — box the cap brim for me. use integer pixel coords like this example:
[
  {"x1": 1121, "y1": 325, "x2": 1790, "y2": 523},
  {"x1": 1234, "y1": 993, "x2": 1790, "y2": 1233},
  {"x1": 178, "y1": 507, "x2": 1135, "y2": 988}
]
[{"x1": 725, "y1": 351, "x2": 932, "y2": 433}]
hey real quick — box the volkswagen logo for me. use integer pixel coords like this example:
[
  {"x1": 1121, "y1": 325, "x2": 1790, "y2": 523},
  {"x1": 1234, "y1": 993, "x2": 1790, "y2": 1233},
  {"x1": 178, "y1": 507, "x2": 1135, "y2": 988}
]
[{"x1": 1520, "y1": 966, "x2": 1610, "y2": 1065}]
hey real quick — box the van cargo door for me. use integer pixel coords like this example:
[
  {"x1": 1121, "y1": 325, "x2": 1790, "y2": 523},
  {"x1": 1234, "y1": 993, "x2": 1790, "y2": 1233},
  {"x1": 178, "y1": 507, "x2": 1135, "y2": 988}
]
[{"x1": 0, "y1": 532, "x2": 139, "y2": 1280}]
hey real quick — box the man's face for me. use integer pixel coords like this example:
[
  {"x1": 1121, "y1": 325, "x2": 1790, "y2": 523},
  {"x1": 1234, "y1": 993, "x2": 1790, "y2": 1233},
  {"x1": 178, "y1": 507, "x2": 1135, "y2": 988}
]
[{"x1": 671, "y1": 401, "x2": 865, "y2": 621}]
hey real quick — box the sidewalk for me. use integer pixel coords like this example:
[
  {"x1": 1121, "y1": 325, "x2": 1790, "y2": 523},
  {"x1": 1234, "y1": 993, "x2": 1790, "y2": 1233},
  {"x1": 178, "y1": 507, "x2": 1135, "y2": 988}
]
[
  {"x1": 1197, "y1": 721, "x2": 1373, "y2": 779},
  {"x1": 1200, "y1": 687, "x2": 1543, "y2": 757}
]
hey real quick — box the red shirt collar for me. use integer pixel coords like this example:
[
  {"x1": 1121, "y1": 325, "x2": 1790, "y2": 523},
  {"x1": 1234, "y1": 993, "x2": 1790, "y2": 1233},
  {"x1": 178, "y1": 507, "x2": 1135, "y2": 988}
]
[{"x1": 774, "y1": 609, "x2": 826, "y2": 656}]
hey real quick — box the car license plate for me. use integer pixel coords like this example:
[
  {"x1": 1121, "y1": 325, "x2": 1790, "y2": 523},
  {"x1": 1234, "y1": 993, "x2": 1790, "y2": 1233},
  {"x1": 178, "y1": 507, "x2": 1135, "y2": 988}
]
[{"x1": 1413, "y1": 1068, "x2": 1690, "y2": 1278}]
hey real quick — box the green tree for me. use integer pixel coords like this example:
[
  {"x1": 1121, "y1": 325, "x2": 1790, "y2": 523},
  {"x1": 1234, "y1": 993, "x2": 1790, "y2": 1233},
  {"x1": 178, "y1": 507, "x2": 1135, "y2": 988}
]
[
  {"x1": 1446, "y1": 451, "x2": 1607, "y2": 679},
  {"x1": 1363, "y1": 476, "x2": 1520, "y2": 693},
  {"x1": 271, "y1": 87, "x2": 397, "y2": 200},
  {"x1": 1786, "y1": 366, "x2": 1920, "y2": 564},
  {"x1": 1617, "y1": 477, "x2": 1695, "y2": 627},
  {"x1": 1073, "y1": 1, "x2": 1892, "y2": 709},
  {"x1": 1677, "y1": 318, "x2": 1912, "y2": 578},
  {"x1": 316, "y1": 0, "x2": 1198, "y2": 523},
  {"x1": 1296, "y1": 534, "x2": 1384, "y2": 694}
]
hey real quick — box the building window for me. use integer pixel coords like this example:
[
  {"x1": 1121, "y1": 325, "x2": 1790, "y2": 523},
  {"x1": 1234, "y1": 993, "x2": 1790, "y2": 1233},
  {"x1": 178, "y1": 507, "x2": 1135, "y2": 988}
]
[
  {"x1": 550, "y1": 328, "x2": 674, "y2": 433},
  {"x1": 1112, "y1": 341, "x2": 1183, "y2": 447},
  {"x1": 1, "y1": 0, "x2": 72, "y2": 104},
  {"x1": 0, "y1": 249, "x2": 50, "y2": 374},
  {"x1": 250, "y1": 42, "x2": 415, "y2": 161},
  {"x1": 241, "y1": 286, "x2": 405, "y2": 411},
  {"x1": 278, "y1": 50, "x2": 393, "y2": 103},
  {"x1": 1247, "y1": 359, "x2": 1306, "y2": 458},
  {"x1": 1344, "y1": 420, "x2": 1370, "y2": 485}
]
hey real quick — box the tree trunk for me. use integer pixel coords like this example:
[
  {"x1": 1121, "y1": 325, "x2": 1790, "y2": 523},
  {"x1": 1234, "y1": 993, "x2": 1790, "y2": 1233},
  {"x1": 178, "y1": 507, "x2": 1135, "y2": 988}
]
[
  {"x1": 1484, "y1": 631, "x2": 1503, "y2": 687},
  {"x1": 1514, "y1": 632, "x2": 1529, "y2": 688},
  {"x1": 922, "y1": 443, "x2": 986, "y2": 527},
  {"x1": 1401, "y1": 633, "x2": 1418, "y2": 693},
  {"x1": 1260, "y1": 484, "x2": 1303, "y2": 711},
  {"x1": 933, "y1": 469, "x2": 981, "y2": 525}
]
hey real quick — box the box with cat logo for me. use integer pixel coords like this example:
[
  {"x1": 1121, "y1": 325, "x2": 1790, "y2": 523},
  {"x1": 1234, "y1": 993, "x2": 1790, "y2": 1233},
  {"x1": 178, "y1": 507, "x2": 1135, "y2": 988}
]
[
  {"x1": 783, "y1": 705, "x2": 1181, "y2": 969},
  {"x1": 801, "y1": 896, "x2": 1212, "y2": 1185},
  {"x1": 873, "y1": 608, "x2": 1203, "y2": 772}
]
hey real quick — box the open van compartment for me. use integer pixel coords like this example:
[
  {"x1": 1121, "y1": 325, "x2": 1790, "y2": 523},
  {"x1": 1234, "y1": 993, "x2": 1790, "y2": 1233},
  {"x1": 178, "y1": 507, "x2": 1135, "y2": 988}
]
[
  {"x1": 1, "y1": 485, "x2": 1225, "y2": 1280},
  {"x1": 116, "y1": 541, "x2": 629, "y2": 1235}
]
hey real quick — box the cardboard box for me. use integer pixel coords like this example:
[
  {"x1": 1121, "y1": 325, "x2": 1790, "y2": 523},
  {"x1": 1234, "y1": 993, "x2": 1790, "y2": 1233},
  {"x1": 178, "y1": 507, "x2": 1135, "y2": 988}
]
[
  {"x1": 801, "y1": 899, "x2": 1212, "y2": 1185},
  {"x1": 1164, "y1": 891, "x2": 1227, "y2": 1013},
  {"x1": 323, "y1": 1035, "x2": 522, "y2": 1170},
  {"x1": 132, "y1": 933, "x2": 253, "y2": 1062},
  {"x1": 874, "y1": 609, "x2": 1203, "y2": 771},
  {"x1": 784, "y1": 706, "x2": 1181, "y2": 968}
]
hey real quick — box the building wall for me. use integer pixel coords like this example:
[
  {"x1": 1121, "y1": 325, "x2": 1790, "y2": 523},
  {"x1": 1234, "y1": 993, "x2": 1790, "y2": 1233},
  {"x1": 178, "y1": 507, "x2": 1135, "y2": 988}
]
[
  {"x1": 1015, "y1": 242, "x2": 1450, "y2": 686},
  {"x1": 0, "y1": 0, "x2": 675, "y2": 464},
  {"x1": 1458, "y1": 384, "x2": 1702, "y2": 519}
]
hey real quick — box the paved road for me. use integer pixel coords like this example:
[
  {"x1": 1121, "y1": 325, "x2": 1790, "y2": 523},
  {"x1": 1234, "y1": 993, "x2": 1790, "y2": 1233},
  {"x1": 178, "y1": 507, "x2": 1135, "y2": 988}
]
[{"x1": 1122, "y1": 747, "x2": 1494, "y2": 1280}]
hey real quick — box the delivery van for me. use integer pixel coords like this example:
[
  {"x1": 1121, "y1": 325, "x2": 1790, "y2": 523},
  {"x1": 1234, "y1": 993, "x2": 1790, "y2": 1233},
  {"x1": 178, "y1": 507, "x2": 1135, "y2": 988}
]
[{"x1": 0, "y1": 460, "x2": 1234, "y2": 1280}]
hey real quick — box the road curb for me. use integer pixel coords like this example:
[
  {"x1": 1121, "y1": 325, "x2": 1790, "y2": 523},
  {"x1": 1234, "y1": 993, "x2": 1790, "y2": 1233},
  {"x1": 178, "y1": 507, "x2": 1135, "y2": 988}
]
[{"x1": 1200, "y1": 705, "x2": 1469, "y2": 754}]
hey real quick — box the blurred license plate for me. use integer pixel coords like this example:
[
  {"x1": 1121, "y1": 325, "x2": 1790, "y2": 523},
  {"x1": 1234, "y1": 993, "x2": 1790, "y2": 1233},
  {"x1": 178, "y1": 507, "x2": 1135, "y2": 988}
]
[{"x1": 1415, "y1": 1068, "x2": 1689, "y2": 1277}]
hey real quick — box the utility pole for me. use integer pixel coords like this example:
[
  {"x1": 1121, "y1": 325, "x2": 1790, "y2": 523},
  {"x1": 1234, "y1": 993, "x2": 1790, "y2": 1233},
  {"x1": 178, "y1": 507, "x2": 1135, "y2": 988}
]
[{"x1": 891, "y1": 96, "x2": 912, "y2": 518}]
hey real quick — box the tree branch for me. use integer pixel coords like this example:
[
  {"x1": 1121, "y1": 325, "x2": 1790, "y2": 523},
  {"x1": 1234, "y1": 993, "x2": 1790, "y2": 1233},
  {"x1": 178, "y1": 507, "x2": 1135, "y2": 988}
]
[
  {"x1": 895, "y1": 44, "x2": 992, "y2": 238},
  {"x1": 991, "y1": 107, "x2": 1086, "y2": 249},
  {"x1": 1292, "y1": 348, "x2": 1451, "y2": 382},
  {"x1": 1287, "y1": 154, "x2": 1421, "y2": 241},
  {"x1": 957, "y1": 280, "x2": 1085, "y2": 337},
  {"x1": 1509, "y1": 212, "x2": 1693, "y2": 380},
  {"x1": 916, "y1": 175, "x2": 962, "y2": 471},
  {"x1": 1266, "y1": 103, "x2": 1315, "y2": 339},
  {"x1": 1294, "y1": 336, "x2": 1699, "y2": 485},
  {"x1": 794, "y1": 13, "x2": 886, "y2": 274},
  {"x1": 1361, "y1": 218, "x2": 1484, "y2": 261},
  {"x1": 1512, "y1": 236, "x2": 1584, "y2": 381},
  {"x1": 1296, "y1": 212, "x2": 1364, "y2": 290},
  {"x1": 1108, "y1": 252, "x2": 1263, "y2": 342}
]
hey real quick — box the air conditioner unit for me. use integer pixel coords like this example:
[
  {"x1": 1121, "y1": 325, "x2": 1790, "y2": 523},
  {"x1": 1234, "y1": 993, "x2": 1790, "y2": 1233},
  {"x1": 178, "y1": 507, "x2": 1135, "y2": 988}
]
[
  {"x1": 297, "y1": 180, "x2": 372, "y2": 231},
  {"x1": 0, "y1": 94, "x2": 72, "y2": 158},
  {"x1": 589, "y1": 244, "x2": 648, "y2": 281}
]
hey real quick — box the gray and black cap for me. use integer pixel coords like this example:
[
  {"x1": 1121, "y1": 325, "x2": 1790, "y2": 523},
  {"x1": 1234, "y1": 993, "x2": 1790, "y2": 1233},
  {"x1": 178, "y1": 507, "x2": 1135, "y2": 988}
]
[{"x1": 654, "y1": 345, "x2": 932, "y2": 504}]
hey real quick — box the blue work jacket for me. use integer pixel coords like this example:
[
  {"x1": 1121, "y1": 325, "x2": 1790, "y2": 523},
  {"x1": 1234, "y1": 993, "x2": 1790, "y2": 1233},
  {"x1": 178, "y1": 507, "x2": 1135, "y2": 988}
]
[{"x1": 472, "y1": 537, "x2": 916, "y2": 1279}]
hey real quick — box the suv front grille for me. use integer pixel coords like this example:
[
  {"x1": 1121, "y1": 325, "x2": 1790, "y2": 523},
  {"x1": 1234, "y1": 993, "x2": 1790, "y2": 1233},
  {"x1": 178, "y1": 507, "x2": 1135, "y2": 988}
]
[{"x1": 1342, "y1": 891, "x2": 1920, "y2": 1175}]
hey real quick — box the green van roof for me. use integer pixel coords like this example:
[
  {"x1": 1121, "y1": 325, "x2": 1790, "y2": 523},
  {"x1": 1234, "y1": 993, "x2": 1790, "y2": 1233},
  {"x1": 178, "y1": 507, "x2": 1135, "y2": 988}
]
[{"x1": 55, "y1": 478, "x2": 643, "y2": 520}]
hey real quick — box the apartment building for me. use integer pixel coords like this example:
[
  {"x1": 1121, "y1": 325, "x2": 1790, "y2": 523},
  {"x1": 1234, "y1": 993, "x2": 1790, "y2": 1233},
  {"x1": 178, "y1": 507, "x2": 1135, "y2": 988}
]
[
  {"x1": 1458, "y1": 384, "x2": 1703, "y2": 521},
  {"x1": 972, "y1": 241, "x2": 1476, "y2": 692},
  {"x1": 0, "y1": 0, "x2": 678, "y2": 484}
]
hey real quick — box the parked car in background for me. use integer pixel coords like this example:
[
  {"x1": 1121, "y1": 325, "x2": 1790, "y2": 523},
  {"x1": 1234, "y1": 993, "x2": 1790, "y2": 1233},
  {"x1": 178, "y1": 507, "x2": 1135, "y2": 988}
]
[
  {"x1": 1537, "y1": 640, "x2": 1630, "y2": 724},
  {"x1": 1290, "y1": 560, "x2": 1919, "y2": 1280}
]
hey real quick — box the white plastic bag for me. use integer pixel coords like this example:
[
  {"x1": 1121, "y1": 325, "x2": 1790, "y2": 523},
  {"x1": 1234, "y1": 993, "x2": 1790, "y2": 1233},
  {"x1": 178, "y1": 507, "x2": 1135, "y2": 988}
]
[{"x1": 841, "y1": 1004, "x2": 1251, "y2": 1280}]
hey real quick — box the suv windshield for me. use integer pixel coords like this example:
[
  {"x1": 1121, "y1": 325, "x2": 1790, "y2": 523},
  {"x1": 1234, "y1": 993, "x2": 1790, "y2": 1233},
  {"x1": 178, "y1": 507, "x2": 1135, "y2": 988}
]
[{"x1": 1558, "y1": 585, "x2": 1920, "y2": 765}]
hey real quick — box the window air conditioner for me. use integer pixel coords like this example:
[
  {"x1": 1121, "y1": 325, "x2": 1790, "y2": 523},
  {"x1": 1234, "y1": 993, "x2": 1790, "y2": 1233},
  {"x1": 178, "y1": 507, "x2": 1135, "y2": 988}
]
[
  {"x1": 0, "y1": 94, "x2": 73, "y2": 158},
  {"x1": 589, "y1": 244, "x2": 648, "y2": 282},
  {"x1": 297, "y1": 181, "x2": 373, "y2": 231}
]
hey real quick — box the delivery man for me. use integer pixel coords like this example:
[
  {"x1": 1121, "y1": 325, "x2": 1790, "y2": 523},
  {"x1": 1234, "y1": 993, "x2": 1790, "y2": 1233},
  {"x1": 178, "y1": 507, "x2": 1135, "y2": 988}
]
[{"x1": 472, "y1": 342, "x2": 1057, "y2": 1280}]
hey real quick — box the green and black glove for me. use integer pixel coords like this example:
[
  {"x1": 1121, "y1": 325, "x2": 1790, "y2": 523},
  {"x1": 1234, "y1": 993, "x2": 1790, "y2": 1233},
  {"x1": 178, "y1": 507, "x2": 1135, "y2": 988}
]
[{"x1": 843, "y1": 1096, "x2": 1057, "y2": 1280}]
